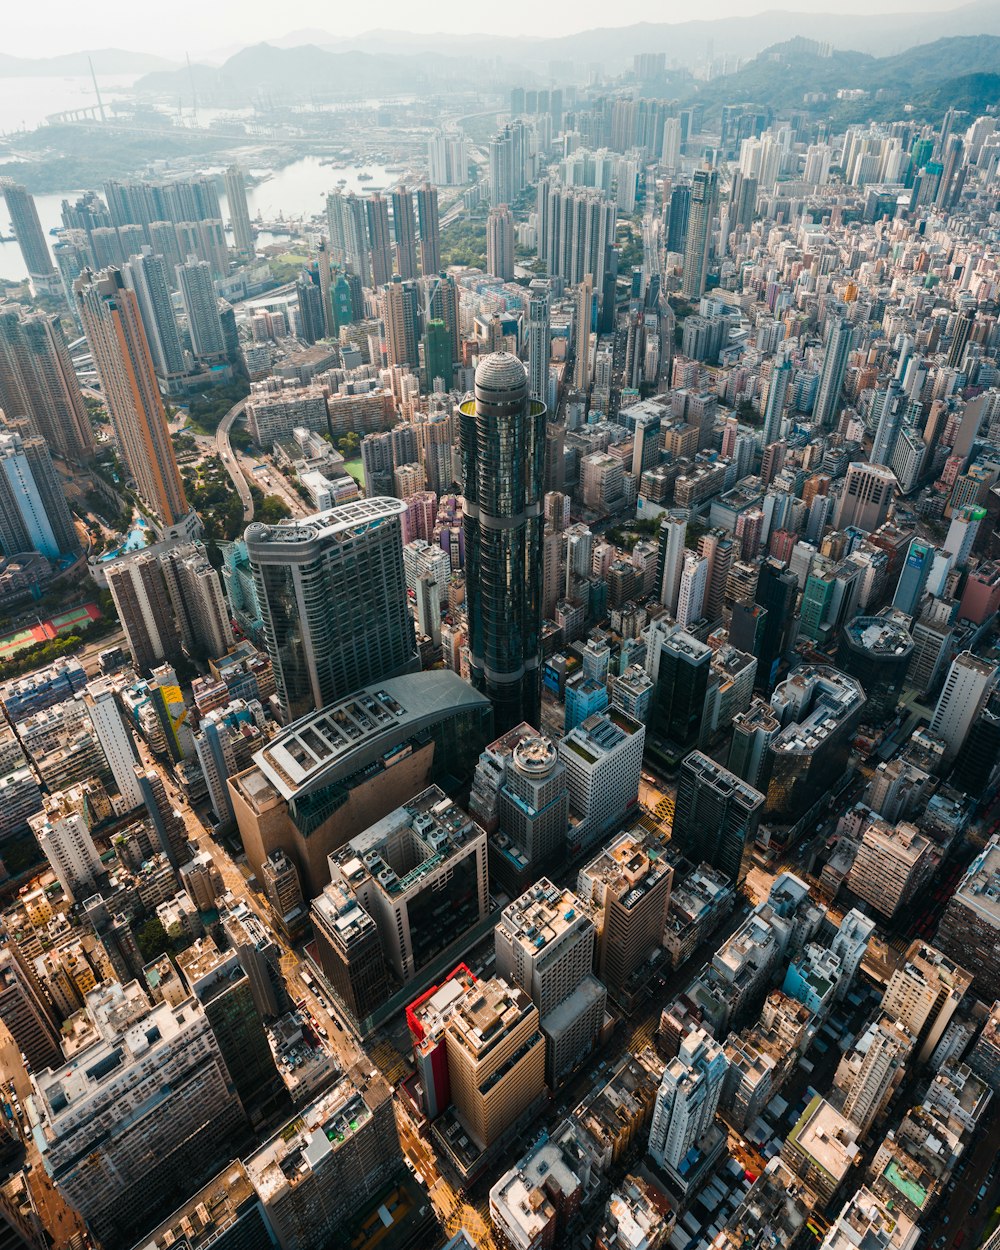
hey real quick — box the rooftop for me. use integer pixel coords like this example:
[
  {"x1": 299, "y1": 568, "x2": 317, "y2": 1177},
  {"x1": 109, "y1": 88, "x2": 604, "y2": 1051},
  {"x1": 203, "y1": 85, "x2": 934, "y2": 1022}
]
[
  {"x1": 251, "y1": 672, "x2": 489, "y2": 801},
  {"x1": 786, "y1": 1096, "x2": 861, "y2": 1181}
]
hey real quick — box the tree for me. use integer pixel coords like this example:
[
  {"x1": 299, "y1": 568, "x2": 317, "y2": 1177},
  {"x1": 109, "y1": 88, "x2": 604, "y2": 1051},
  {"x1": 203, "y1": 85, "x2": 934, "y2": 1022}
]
[
  {"x1": 258, "y1": 494, "x2": 292, "y2": 524},
  {"x1": 136, "y1": 917, "x2": 171, "y2": 962}
]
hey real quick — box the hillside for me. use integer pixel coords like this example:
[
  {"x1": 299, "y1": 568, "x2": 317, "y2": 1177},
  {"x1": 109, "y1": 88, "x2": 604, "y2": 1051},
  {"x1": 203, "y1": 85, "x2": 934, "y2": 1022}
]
[{"x1": 0, "y1": 49, "x2": 175, "y2": 76}]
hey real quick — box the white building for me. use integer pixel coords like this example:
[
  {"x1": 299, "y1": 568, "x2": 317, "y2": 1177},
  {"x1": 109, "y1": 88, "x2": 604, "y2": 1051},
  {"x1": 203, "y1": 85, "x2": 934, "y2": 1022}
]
[
  {"x1": 648, "y1": 1027, "x2": 728, "y2": 1188},
  {"x1": 29, "y1": 805, "x2": 102, "y2": 902},
  {"x1": 558, "y1": 710, "x2": 644, "y2": 854},
  {"x1": 929, "y1": 651, "x2": 997, "y2": 760},
  {"x1": 85, "y1": 677, "x2": 143, "y2": 810}
]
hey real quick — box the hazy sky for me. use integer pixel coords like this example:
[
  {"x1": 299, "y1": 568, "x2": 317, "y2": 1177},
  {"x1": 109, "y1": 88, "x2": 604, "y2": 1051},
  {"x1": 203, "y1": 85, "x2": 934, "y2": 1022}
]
[{"x1": 4, "y1": 0, "x2": 975, "y2": 59}]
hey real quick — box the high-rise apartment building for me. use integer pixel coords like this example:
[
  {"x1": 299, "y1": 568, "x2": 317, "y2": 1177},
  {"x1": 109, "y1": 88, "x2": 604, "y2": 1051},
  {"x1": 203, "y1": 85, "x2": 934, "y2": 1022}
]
[
  {"x1": 0, "y1": 944, "x2": 61, "y2": 1071},
  {"x1": 496, "y1": 878, "x2": 606, "y2": 1085},
  {"x1": 681, "y1": 168, "x2": 718, "y2": 300},
  {"x1": 33, "y1": 980, "x2": 246, "y2": 1248},
  {"x1": 837, "y1": 1013, "x2": 914, "y2": 1134},
  {"x1": 28, "y1": 802, "x2": 103, "y2": 902},
  {"x1": 1, "y1": 182, "x2": 57, "y2": 291},
  {"x1": 124, "y1": 247, "x2": 187, "y2": 384},
  {"x1": 929, "y1": 651, "x2": 997, "y2": 760},
  {"x1": 177, "y1": 256, "x2": 226, "y2": 363},
  {"x1": 224, "y1": 165, "x2": 255, "y2": 256},
  {"x1": 381, "y1": 275, "x2": 420, "y2": 369},
  {"x1": 486, "y1": 204, "x2": 515, "y2": 281},
  {"x1": 75, "y1": 268, "x2": 192, "y2": 533},
  {"x1": 538, "y1": 181, "x2": 617, "y2": 300},
  {"x1": 84, "y1": 677, "x2": 143, "y2": 809},
  {"x1": 160, "y1": 541, "x2": 234, "y2": 660},
  {"x1": 390, "y1": 185, "x2": 419, "y2": 280},
  {"x1": 246, "y1": 499, "x2": 418, "y2": 722},
  {"x1": 648, "y1": 1028, "x2": 728, "y2": 1187},
  {"x1": 882, "y1": 941, "x2": 973, "y2": 1065},
  {"x1": 526, "y1": 283, "x2": 550, "y2": 405},
  {"x1": 813, "y1": 317, "x2": 854, "y2": 430},
  {"x1": 0, "y1": 309, "x2": 93, "y2": 462},
  {"x1": 365, "y1": 193, "x2": 393, "y2": 289},
  {"x1": 460, "y1": 354, "x2": 545, "y2": 734},
  {"x1": 106, "y1": 551, "x2": 181, "y2": 673},
  {"x1": 415, "y1": 183, "x2": 441, "y2": 276},
  {"x1": 674, "y1": 752, "x2": 765, "y2": 884},
  {"x1": 0, "y1": 425, "x2": 79, "y2": 559},
  {"x1": 846, "y1": 818, "x2": 935, "y2": 920},
  {"x1": 936, "y1": 836, "x2": 1000, "y2": 1003},
  {"x1": 577, "y1": 827, "x2": 672, "y2": 996}
]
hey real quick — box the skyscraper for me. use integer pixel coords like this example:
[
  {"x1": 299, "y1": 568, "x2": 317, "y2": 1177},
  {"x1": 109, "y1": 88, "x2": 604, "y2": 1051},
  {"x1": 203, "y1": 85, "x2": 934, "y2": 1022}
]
[
  {"x1": 365, "y1": 194, "x2": 393, "y2": 289},
  {"x1": 681, "y1": 168, "x2": 718, "y2": 300},
  {"x1": 381, "y1": 275, "x2": 420, "y2": 369},
  {"x1": 106, "y1": 551, "x2": 182, "y2": 673},
  {"x1": 224, "y1": 165, "x2": 255, "y2": 257},
  {"x1": 1, "y1": 181, "x2": 58, "y2": 291},
  {"x1": 0, "y1": 309, "x2": 94, "y2": 463},
  {"x1": 461, "y1": 354, "x2": 546, "y2": 734},
  {"x1": 159, "y1": 541, "x2": 234, "y2": 659},
  {"x1": 752, "y1": 559, "x2": 798, "y2": 692},
  {"x1": 573, "y1": 274, "x2": 594, "y2": 391},
  {"x1": 84, "y1": 677, "x2": 143, "y2": 810},
  {"x1": 892, "y1": 538, "x2": 934, "y2": 616},
  {"x1": 124, "y1": 248, "x2": 186, "y2": 385},
  {"x1": 761, "y1": 358, "x2": 791, "y2": 448},
  {"x1": 539, "y1": 181, "x2": 616, "y2": 301},
  {"x1": 246, "y1": 499, "x2": 418, "y2": 722},
  {"x1": 486, "y1": 204, "x2": 515, "y2": 281},
  {"x1": 835, "y1": 463, "x2": 896, "y2": 532},
  {"x1": 648, "y1": 1028, "x2": 729, "y2": 1183},
  {"x1": 75, "y1": 268, "x2": 192, "y2": 533},
  {"x1": 929, "y1": 651, "x2": 998, "y2": 760},
  {"x1": 813, "y1": 317, "x2": 853, "y2": 430},
  {"x1": 674, "y1": 751, "x2": 765, "y2": 884},
  {"x1": 0, "y1": 425, "x2": 79, "y2": 558},
  {"x1": 176, "y1": 256, "x2": 226, "y2": 363},
  {"x1": 526, "y1": 282, "x2": 550, "y2": 405},
  {"x1": 415, "y1": 183, "x2": 441, "y2": 277},
  {"x1": 390, "y1": 185, "x2": 418, "y2": 280}
]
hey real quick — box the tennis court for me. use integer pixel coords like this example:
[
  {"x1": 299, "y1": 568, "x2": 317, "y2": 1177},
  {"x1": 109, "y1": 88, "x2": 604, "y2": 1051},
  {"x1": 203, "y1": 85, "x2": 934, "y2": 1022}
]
[{"x1": 0, "y1": 602, "x2": 102, "y2": 660}]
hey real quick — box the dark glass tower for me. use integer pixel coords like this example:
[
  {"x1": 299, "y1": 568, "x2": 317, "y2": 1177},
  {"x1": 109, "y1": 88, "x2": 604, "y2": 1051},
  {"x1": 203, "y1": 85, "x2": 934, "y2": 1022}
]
[{"x1": 461, "y1": 353, "x2": 546, "y2": 734}]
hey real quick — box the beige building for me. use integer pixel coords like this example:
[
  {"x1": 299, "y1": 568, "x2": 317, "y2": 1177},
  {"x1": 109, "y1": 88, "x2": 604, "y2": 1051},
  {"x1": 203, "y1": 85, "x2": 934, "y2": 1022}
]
[
  {"x1": 444, "y1": 977, "x2": 546, "y2": 1150},
  {"x1": 846, "y1": 819, "x2": 936, "y2": 920},
  {"x1": 882, "y1": 942, "x2": 973, "y2": 1065},
  {"x1": 577, "y1": 828, "x2": 672, "y2": 997}
]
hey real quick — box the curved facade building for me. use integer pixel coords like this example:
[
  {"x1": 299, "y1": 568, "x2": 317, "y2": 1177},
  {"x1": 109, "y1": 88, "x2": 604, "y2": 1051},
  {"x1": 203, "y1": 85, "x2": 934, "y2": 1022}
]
[
  {"x1": 837, "y1": 615, "x2": 913, "y2": 723},
  {"x1": 246, "y1": 499, "x2": 418, "y2": 722},
  {"x1": 461, "y1": 353, "x2": 546, "y2": 734}
]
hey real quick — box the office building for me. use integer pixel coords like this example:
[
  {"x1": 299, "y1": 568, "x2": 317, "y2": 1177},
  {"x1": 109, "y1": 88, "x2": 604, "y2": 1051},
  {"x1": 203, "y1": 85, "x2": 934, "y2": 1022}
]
[
  {"x1": 648, "y1": 1028, "x2": 728, "y2": 1191},
  {"x1": 160, "y1": 541, "x2": 234, "y2": 660},
  {"x1": 646, "y1": 626, "x2": 711, "y2": 757},
  {"x1": 177, "y1": 256, "x2": 226, "y2": 363},
  {"x1": 0, "y1": 426, "x2": 78, "y2": 559},
  {"x1": 1, "y1": 182, "x2": 57, "y2": 290},
  {"x1": 882, "y1": 941, "x2": 973, "y2": 1065},
  {"x1": 75, "y1": 268, "x2": 192, "y2": 533},
  {"x1": 245, "y1": 499, "x2": 418, "y2": 722},
  {"x1": 486, "y1": 204, "x2": 515, "y2": 281},
  {"x1": 416, "y1": 183, "x2": 441, "y2": 276},
  {"x1": 224, "y1": 165, "x2": 254, "y2": 256},
  {"x1": 936, "y1": 836, "x2": 1000, "y2": 1002},
  {"x1": 813, "y1": 318, "x2": 854, "y2": 430},
  {"x1": 763, "y1": 666, "x2": 866, "y2": 830},
  {"x1": 929, "y1": 651, "x2": 997, "y2": 760},
  {"x1": 444, "y1": 976, "x2": 546, "y2": 1150},
  {"x1": 33, "y1": 981, "x2": 246, "y2": 1248},
  {"x1": 728, "y1": 699, "x2": 781, "y2": 791},
  {"x1": 681, "y1": 169, "x2": 718, "y2": 300},
  {"x1": 312, "y1": 879, "x2": 391, "y2": 1024},
  {"x1": 577, "y1": 827, "x2": 672, "y2": 997},
  {"x1": 468, "y1": 724, "x2": 569, "y2": 890},
  {"x1": 230, "y1": 672, "x2": 492, "y2": 897},
  {"x1": 655, "y1": 511, "x2": 687, "y2": 613},
  {"x1": 245, "y1": 1067, "x2": 401, "y2": 1250},
  {"x1": 328, "y1": 785, "x2": 489, "y2": 988},
  {"x1": 0, "y1": 309, "x2": 93, "y2": 462},
  {"x1": 490, "y1": 1133, "x2": 587, "y2": 1250},
  {"x1": 496, "y1": 878, "x2": 606, "y2": 1085},
  {"x1": 558, "y1": 710, "x2": 644, "y2": 855},
  {"x1": 835, "y1": 463, "x2": 897, "y2": 533},
  {"x1": 751, "y1": 559, "x2": 799, "y2": 692},
  {"x1": 176, "y1": 938, "x2": 283, "y2": 1118},
  {"x1": 106, "y1": 551, "x2": 181, "y2": 673},
  {"x1": 673, "y1": 752, "x2": 765, "y2": 884},
  {"x1": 836, "y1": 616, "x2": 913, "y2": 723},
  {"x1": 460, "y1": 353, "x2": 546, "y2": 734},
  {"x1": 28, "y1": 802, "x2": 103, "y2": 902}
]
